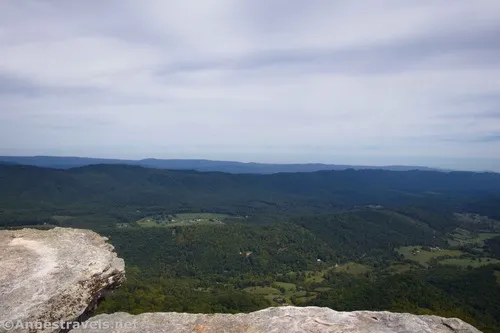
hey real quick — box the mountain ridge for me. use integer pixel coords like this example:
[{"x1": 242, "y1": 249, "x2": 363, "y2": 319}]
[
  {"x1": 1, "y1": 163, "x2": 499, "y2": 226},
  {"x1": 0, "y1": 155, "x2": 450, "y2": 174}
]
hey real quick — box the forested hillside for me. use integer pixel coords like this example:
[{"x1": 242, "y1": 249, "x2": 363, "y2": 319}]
[{"x1": 1, "y1": 164, "x2": 499, "y2": 225}]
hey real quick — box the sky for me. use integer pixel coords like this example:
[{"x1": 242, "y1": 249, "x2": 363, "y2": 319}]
[{"x1": 0, "y1": 1, "x2": 500, "y2": 171}]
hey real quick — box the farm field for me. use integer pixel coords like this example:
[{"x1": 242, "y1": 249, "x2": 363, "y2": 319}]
[
  {"x1": 244, "y1": 283, "x2": 313, "y2": 305},
  {"x1": 300, "y1": 262, "x2": 371, "y2": 283},
  {"x1": 304, "y1": 270, "x2": 325, "y2": 283},
  {"x1": 439, "y1": 258, "x2": 500, "y2": 268},
  {"x1": 243, "y1": 286, "x2": 280, "y2": 295},
  {"x1": 447, "y1": 228, "x2": 500, "y2": 247},
  {"x1": 396, "y1": 246, "x2": 464, "y2": 267},
  {"x1": 136, "y1": 213, "x2": 237, "y2": 228},
  {"x1": 332, "y1": 262, "x2": 371, "y2": 275},
  {"x1": 384, "y1": 262, "x2": 418, "y2": 274}
]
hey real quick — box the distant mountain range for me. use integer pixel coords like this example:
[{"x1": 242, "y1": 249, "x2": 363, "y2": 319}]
[{"x1": 0, "y1": 156, "x2": 448, "y2": 174}]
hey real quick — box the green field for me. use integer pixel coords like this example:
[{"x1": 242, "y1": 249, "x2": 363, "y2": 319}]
[
  {"x1": 447, "y1": 228, "x2": 499, "y2": 247},
  {"x1": 332, "y1": 262, "x2": 371, "y2": 275},
  {"x1": 300, "y1": 262, "x2": 371, "y2": 283},
  {"x1": 475, "y1": 233, "x2": 500, "y2": 244},
  {"x1": 172, "y1": 213, "x2": 237, "y2": 220},
  {"x1": 385, "y1": 262, "x2": 417, "y2": 274},
  {"x1": 273, "y1": 282, "x2": 297, "y2": 291},
  {"x1": 397, "y1": 246, "x2": 464, "y2": 267},
  {"x1": 294, "y1": 294, "x2": 317, "y2": 304},
  {"x1": 244, "y1": 282, "x2": 316, "y2": 305},
  {"x1": 439, "y1": 258, "x2": 500, "y2": 268},
  {"x1": 304, "y1": 270, "x2": 325, "y2": 283},
  {"x1": 136, "y1": 213, "x2": 235, "y2": 228},
  {"x1": 243, "y1": 286, "x2": 280, "y2": 295}
]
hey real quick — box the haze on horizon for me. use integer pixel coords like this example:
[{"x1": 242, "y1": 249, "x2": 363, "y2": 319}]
[{"x1": 1, "y1": 1, "x2": 500, "y2": 172}]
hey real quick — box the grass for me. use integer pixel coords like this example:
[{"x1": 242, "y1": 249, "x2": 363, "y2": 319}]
[
  {"x1": 447, "y1": 228, "x2": 499, "y2": 247},
  {"x1": 301, "y1": 262, "x2": 371, "y2": 284},
  {"x1": 438, "y1": 258, "x2": 500, "y2": 268},
  {"x1": 136, "y1": 213, "x2": 235, "y2": 228},
  {"x1": 243, "y1": 286, "x2": 280, "y2": 295},
  {"x1": 287, "y1": 290, "x2": 307, "y2": 297},
  {"x1": 301, "y1": 262, "x2": 372, "y2": 283},
  {"x1": 397, "y1": 245, "x2": 500, "y2": 269},
  {"x1": 386, "y1": 262, "x2": 417, "y2": 274},
  {"x1": 397, "y1": 246, "x2": 464, "y2": 267},
  {"x1": 304, "y1": 271, "x2": 325, "y2": 283},
  {"x1": 475, "y1": 233, "x2": 500, "y2": 243},
  {"x1": 244, "y1": 283, "x2": 317, "y2": 305},
  {"x1": 263, "y1": 294, "x2": 281, "y2": 302},
  {"x1": 332, "y1": 262, "x2": 371, "y2": 275},
  {"x1": 273, "y1": 282, "x2": 297, "y2": 291},
  {"x1": 296, "y1": 294, "x2": 318, "y2": 303},
  {"x1": 174, "y1": 213, "x2": 235, "y2": 220}
]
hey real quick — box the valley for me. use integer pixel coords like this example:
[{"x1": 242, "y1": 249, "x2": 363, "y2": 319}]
[{"x1": 1, "y1": 164, "x2": 500, "y2": 332}]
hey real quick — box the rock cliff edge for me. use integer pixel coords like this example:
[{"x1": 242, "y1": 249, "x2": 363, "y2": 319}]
[
  {"x1": 0, "y1": 228, "x2": 125, "y2": 333},
  {"x1": 71, "y1": 307, "x2": 482, "y2": 333}
]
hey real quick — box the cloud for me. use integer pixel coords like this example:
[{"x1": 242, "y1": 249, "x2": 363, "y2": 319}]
[
  {"x1": 474, "y1": 134, "x2": 500, "y2": 143},
  {"x1": 0, "y1": 0, "x2": 499, "y2": 171}
]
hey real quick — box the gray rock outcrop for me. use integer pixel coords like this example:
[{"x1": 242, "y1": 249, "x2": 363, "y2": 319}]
[
  {"x1": 0, "y1": 228, "x2": 125, "y2": 333},
  {"x1": 70, "y1": 307, "x2": 481, "y2": 333}
]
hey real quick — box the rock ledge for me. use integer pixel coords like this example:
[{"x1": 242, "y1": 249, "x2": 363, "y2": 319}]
[
  {"x1": 0, "y1": 227, "x2": 125, "y2": 333},
  {"x1": 71, "y1": 306, "x2": 481, "y2": 333}
]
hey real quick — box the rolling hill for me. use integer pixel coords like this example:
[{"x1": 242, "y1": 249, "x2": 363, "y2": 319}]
[{"x1": 0, "y1": 156, "x2": 446, "y2": 173}]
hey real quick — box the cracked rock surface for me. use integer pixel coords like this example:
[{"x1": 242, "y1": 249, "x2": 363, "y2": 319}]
[
  {"x1": 0, "y1": 228, "x2": 125, "y2": 333},
  {"x1": 70, "y1": 306, "x2": 482, "y2": 333}
]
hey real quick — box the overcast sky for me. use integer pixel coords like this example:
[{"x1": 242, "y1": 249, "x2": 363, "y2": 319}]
[{"x1": 1, "y1": 1, "x2": 499, "y2": 171}]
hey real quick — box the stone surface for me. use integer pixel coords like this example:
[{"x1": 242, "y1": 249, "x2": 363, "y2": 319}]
[
  {"x1": 71, "y1": 307, "x2": 482, "y2": 333},
  {"x1": 0, "y1": 227, "x2": 125, "y2": 333}
]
